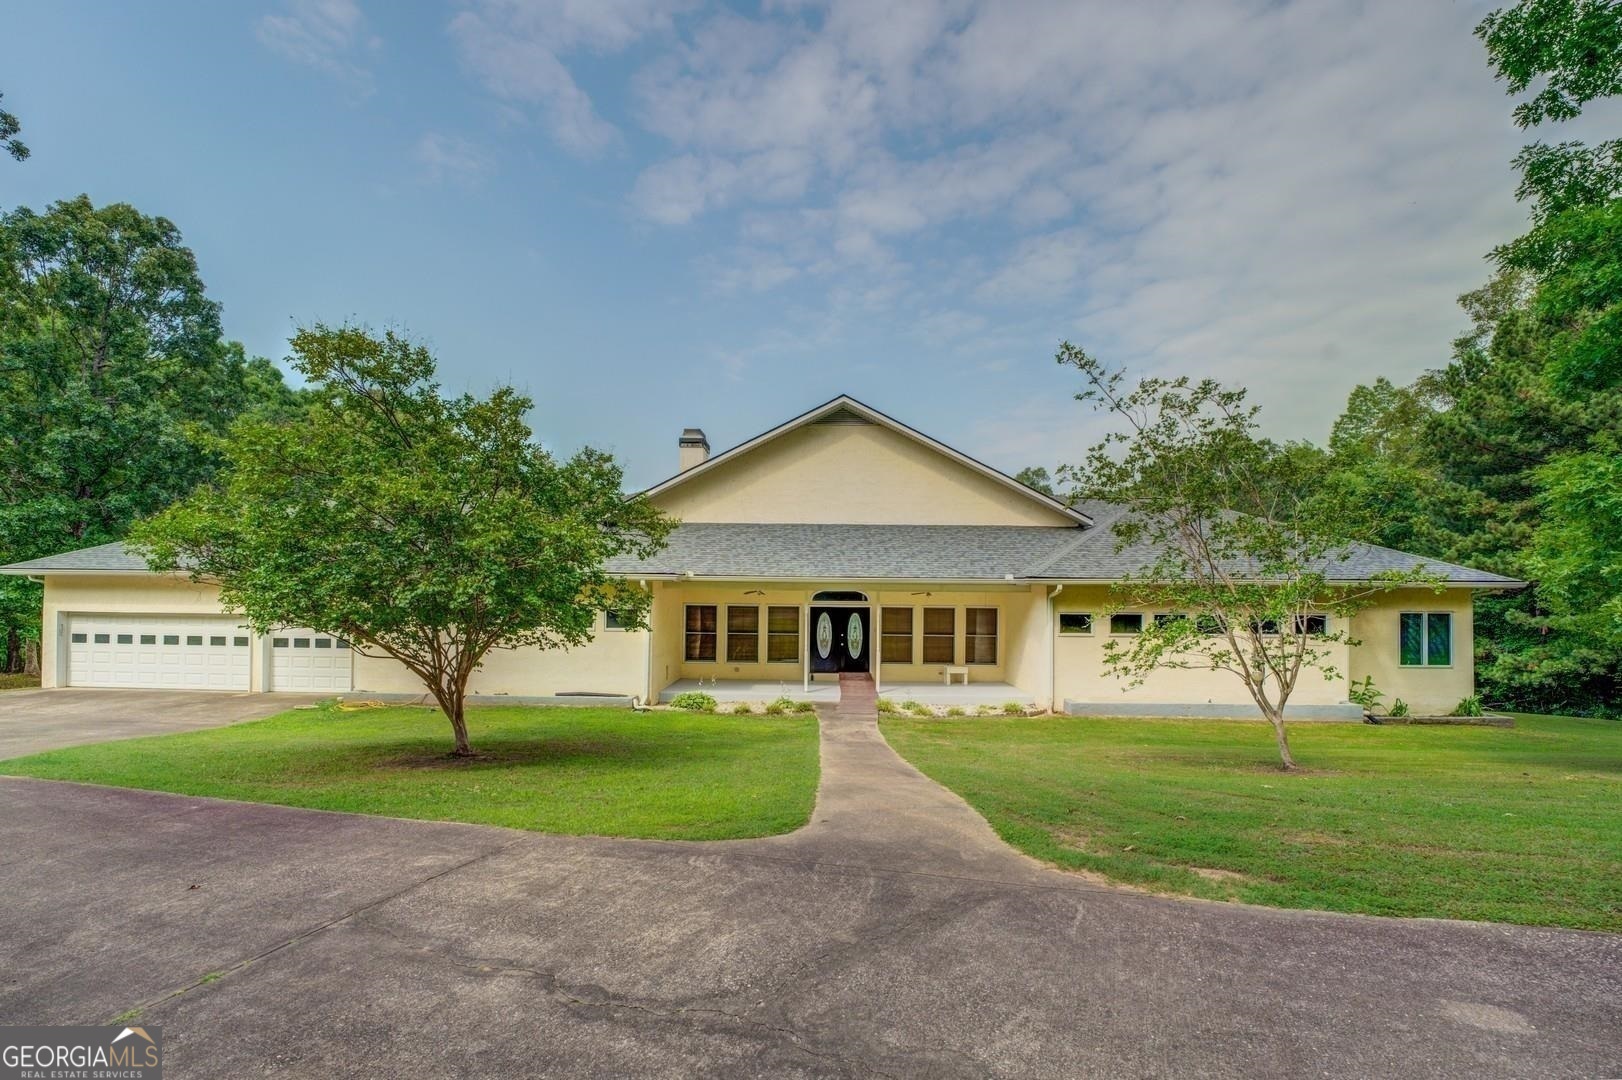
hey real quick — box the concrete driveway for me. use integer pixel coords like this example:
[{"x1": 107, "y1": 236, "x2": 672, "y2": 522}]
[
  {"x1": 0, "y1": 695, "x2": 1617, "y2": 1078},
  {"x1": 0, "y1": 688, "x2": 323, "y2": 758}
]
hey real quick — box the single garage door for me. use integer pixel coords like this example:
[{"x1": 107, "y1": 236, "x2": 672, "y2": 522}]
[
  {"x1": 268, "y1": 628, "x2": 353, "y2": 692},
  {"x1": 66, "y1": 615, "x2": 251, "y2": 690}
]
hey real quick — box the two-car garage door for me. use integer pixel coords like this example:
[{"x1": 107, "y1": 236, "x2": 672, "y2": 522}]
[
  {"x1": 64, "y1": 616, "x2": 353, "y2": 692},
  {"x1": 66, "y1": 615, "x2": 251, "y2": 690}
]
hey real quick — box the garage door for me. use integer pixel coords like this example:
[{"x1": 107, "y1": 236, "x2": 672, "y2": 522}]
[
  {"x1": 66, "y1": 615, "x2": 251, "y2": 690},
  {"x1": 268, "y1": 628, "x2": 353, "y2": 692}
]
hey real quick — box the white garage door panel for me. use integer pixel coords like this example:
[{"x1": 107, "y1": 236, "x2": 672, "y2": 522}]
[
  {"x1": 66, "y1": 616, "x2": 251, "y2": 690},
  {"x1": 269, "y1": 629, "x2": 352, "y2": 692}
]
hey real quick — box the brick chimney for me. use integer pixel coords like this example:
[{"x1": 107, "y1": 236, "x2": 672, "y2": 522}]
[{"x1": 678, "y1": 428, "x2": 710, "y2": 472}]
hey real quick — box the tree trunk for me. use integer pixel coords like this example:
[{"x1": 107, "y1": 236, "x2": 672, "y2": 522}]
[
  {"x1": 3, "y1": 629, "x2": 16, "y2": 674},
  {"x1": 1267, "y1": 711, "x2": 1299, "y2": 770},
  {"x1": 23, "y1": 638, "x2": 39, "y2": 677},
  {"x1": 444, "y1": 685, "x2": 472, "y2": 757}
]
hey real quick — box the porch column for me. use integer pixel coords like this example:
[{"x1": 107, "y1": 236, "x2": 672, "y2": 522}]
[
  {"x1": 874, "y1": 602, "x2": 882, "y2": 693},
  {"x1": 802, "y1": 592, "x2": 810, "y2": 694}
]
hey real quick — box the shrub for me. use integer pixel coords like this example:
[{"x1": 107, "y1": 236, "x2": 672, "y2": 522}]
[
  {"x1": 906, "y1": 701, "x2": 933, "y2": 717},
  {"x1": 793, "y1": 699, "x2": 817, "y2": 714},
  {"x1": 1347, "y1": 676, "x2": 1384, "y2": 713},
  {"x1": 1001, "y1": 701, "x2": 1026, "y2": 715},
  {"x1": 730, "y1": 702, "x2": 755, "y2": 715},
  {"x1": 945, "y1": 706, "x2": 966, "y2": 717},
  {"x1": 764, "y1": 697, "x2": 793, "y2": 715},
  {"x1": 976, "y1": 704, "x2": 998, "y2": 716},
  {"x1": 1389, "y1": 698, "x2": 1410, "y2": 718},
  {"x1": 1450, "y1": 695, "x2": 1485, "y2": 718},
  {"x1": 670, "y1": 692, "x2": 717, "y2": 713},
  {"x1": 876, "y1": 698, "x2": 900, "y2": 715}
]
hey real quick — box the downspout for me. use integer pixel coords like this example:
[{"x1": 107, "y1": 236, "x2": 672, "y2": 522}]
[
  {"x1": 640, "y1": 579, "x2": 652, "y2": 710},
  {"x1": 1047, "y1": 584, "x2": 1063, "y2": 714}
]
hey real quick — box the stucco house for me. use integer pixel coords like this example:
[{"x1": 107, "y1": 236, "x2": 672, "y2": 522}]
[{"x1": 1, "y1": 394, "x2": 1518, "y2": 715}]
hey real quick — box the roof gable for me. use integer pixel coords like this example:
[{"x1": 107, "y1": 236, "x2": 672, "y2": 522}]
[{"x1": 641, "y1": 395, "x2": 1089, "y2": 528}]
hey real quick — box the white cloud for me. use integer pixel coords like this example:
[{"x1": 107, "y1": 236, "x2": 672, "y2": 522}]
[
  {"x1": 257, "y1": 0, "x2": 379, "y2": 89},
  {"x1": 449, "y1": 0, "x2": 691, "y2": 156},
  {"x1": 414, "y1": 132, "x2": 492, "y2": 185}
]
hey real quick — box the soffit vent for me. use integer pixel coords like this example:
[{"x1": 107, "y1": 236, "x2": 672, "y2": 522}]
[{"x1": 812, "y1": 406, "x2": 873, "y2": 425}]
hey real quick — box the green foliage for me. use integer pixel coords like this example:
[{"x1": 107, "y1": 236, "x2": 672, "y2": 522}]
[
  {"x1": 903, "y1": 700, "x2": 932, "y2": 716},
  {"x1": 763, "y1": 697, "x2": 790, "y2": 715},
  {"x1": 1389, "y1": 699, "x2": 1411, "y2": 719},
  {"x1": 1477, "y1": 0, "x2": 1622, "y2": 129},
  {"x1": 1001, "y1": 701, "x2": 1026, "y2": 716},
  {"x1": 134, "y1": 325, "x2": 672, "y2": 753},
  {"x1": 945, "y1": 706, "x2": 966, "y2": 717},
  {"x1": 0, "y1": 91, "x2": 25, "y2": 162},
  {"x1": 792, "y1": 698, "x2": 816, "y2": 714},
  {"x1": 1055, "y1": 343, "x2": 1439, "y2": 767},
  {"x1": 0, "y1": 195, "x2": 300, "y2": 671},
  {"x1": 1013, "y1": 465, "x2": 1055, "y2": 496},
  {"x1": 1346, "y1": 677, "x2": 1385, "y2": 713},
  {"x1": 875, "y1": 697, "x2": 900, "y2": 715},
  {"x1": 975, "y1": 704, "x2": 997, "y2": 716},
  {"x1": 729, "y1": 702, "x2": 755, "y2": 715},
  {"x1": 671, "y1": 692, "x2": 717, "y2": 713},
  {"x1": 1451, "y1": 695, "x2": 1486, "y2": 718}
]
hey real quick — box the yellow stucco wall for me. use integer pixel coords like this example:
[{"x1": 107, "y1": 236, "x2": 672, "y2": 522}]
[
  {"x1": 1348, "y1": 589, "x2": 1476, "y2": 716},
  {"x1": 652, "y1": 420, "x2": 1074, "y2": 526}
]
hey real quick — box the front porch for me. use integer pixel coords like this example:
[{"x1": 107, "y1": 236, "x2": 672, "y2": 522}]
[{"x1": 658, "y1": 677, "x2": 1035, "y2": 708}]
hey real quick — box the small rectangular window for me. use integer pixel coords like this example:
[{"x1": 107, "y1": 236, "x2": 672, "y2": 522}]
[
  {"x1": 922, "y1": 608, "x2": 955, "y2": 664},
  {"x1": 163, "y1": 634, "x2": 180, "y2": 646},
  {"x1": 1250, "y1": 618, "x2": 1280, "y2": 636},
  {"x1": 1058, "y1": 612, "x2": 1092, "y2": 635},
  {"x1": 116, "y1": 634, "x2": 133, "y2": 644},
  {"x1": 604, "y1": 609, "x2": 632, "y2": 630},
  {"x1": 293, "y1": 638, "x2": 311, "y2": 648},
  {"x1": 965, "y1": 607, "x2": 997, "y2": 665},
  {"x1": 210, "y1": 635, "x2": 227, "y2": 647},
  {"x1": 233, "y1": 636, "x2": 249, "y2": 647},
  {"x1": 1154, "y1": 613, "x2": 1188, "y2": 628},
  {"x1": 335, "y1": 639, "x2": 350, "y2": 650},
  {"x1": 1399, "y1": 612, "x2": 1453, "y2": 666},
  {"x1": 1294, "y1": 614, "x2": 1329, "y2": 636},
  {"x1": 140, "y1": 634, "x2": 156, "y2": 645},
  {"x1": 71, "y1": 633, "x2": 87, "y2": 644},
  {"x1": 94, "y1": 633, "x2": 110, "y2": 644},
  {"x1": 272, "y1": 637, "x2": 289, "y2": 648},
  {"x1": 767, "y1": 606, "x2": 799, "y2": 662},
  {"x1": 314, "y1": 638, "x2": 332, "y2": 649},
  {"x1": 1197, "y1": 614, "x2": 1227, "y2": 636},
  {"x1": 881, "y1": 607, "x2": 914, "y2": 663},
  {"x1": 726, "y1": 605, "x2": 760, "y2": 662},
  {"x1": 685, "y1": 605, "x2": 717, "y2": 662},
  {"x1": 1109, "y1": 613, "x2": 1143, "y2": 635}
]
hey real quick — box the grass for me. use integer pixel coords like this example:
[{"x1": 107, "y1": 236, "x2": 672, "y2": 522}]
[
  {"x1": 2, "y1": 703, "x2": 820, "y2": 840},
  {"x1": 882, "y1": 713, "x2": 1622, "y2": 930},
  {"x1": 0, "y1": 673, "x2": 40, "y2": 690}
]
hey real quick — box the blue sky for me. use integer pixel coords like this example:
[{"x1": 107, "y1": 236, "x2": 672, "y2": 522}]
[{"x1": 0, "y1": 1, "x2": 1558, "y2": 488}]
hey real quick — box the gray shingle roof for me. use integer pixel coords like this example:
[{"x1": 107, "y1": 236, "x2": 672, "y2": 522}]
[
  {"x1": 0, "y1": 542, "x2": 149, "y2": 573},
  {"x1": 5, "y1": 512, "x2": 1523, "y2": 586}
]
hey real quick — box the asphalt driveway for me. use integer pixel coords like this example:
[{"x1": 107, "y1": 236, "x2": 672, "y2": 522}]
[
  {"x1": 0, "y1": 688, "x2": 323, "y2": 758},
  {"x1": 0, "y1": 697, "x2": 1617, "y2": 1078}
]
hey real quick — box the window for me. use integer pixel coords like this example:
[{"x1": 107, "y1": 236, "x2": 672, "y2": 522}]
[
  {"x1": 1197, "y1": 614, "x2": 1227, "y2": 636},
  {"x1": 922, "y1": 608, "x2": 955, "y2": 664},
  {"x1": 1249, "y1": 619, "x2": 1280, "y2": 636},
  {"x1": 1400, "y1": 612, "x2": 1452, "y2": 667},
  {"x1": 70, "y1": 633, "x2": 87, "y2": 644},
  {"x1": 812, "y1": 590, "x2": 867, "y2": 602},
  {"x1": 140, "y1": 634, "x2": 156, "y2": 645},
  {"x1": 186, "y1": 635, "x2": 203, "y2": 646},
  {"x1": 272, "y1": 637, "x2": 289, "y2": 648},
  {"x1": 882, "y1": 607, "x2": 914, "y2": 662},
  {"x1": 293, "y1": 638, "x2": 311, "y2": 648},
  {"x1": 1109, "y1": 613, "x2": 1143, "y2": 635},
  {"x1": 726, "y1": 605, "x2": 759, "y2": 662},
  {"x1": 210, "y1": 635, "x2": 227, "y2": 647},
  {"x1": 163, "y1": 634, "x2": 180, "y2": 646},
  {"x1": 767, "y1": 606, "x2": 799, "y2": 662},
  {"x1": 1154, "y1": 613, "x2": 1188, "y2": 628},
  {"x1": 685, "y1": 605, "x2": 717, "y2": 662},
  {"x1": 1058, "y1": 612, "x2": 1093, "y2": 635},
  {"x1": 116, "y1": 634, "x2": 133, "y2": 644},
  {"x1": 233, "y1": 636, "x2": 249, "y2": 647},
  {"x1": 94, "y1": 633, "x2": 110, "y2": 644},
  {"x1": 1294, "y1": 614, "x2": 1329, "y2": 636},
  {"x1": 314, "y1": 638, "x2": 332, "y2": 649},
  {"x1": 335, "y1": 639, "x2": 350, "y2": 650},
  {"x1": 604, "y1": 609, "x2": 633, "y2": 630},
  {"x1": 966, "y1": 607, "x2": 998, "y2": 665}
]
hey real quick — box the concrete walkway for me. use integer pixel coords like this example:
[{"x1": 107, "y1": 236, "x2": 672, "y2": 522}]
[{"x1": 0, "y1": 686, "x2": 1618, "y2": 1078}]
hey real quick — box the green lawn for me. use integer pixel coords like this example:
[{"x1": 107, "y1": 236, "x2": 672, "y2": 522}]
[
  {"x1": 2, "y1": 704, "x2": 819, "y2": 840},
  {"x1": 0, "y1": 673, "x2": 40, "y2": 690},
  {"x1": 882, "y1": 713, "x2": 1622, "y2": 930}
]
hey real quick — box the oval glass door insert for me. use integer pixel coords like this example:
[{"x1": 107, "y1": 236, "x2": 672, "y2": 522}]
[
  {"x1": 847, "y1": 612, "x2": 863, "y2": 659},
  {"x1": 816, "y1": 613, "x2": 833, "y2": 659}
]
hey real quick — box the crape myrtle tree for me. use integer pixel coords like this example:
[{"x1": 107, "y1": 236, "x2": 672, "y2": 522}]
[
  {"x1": 1054, "y1": 343, "x2": 1438, "y2": 770},
  {"x1": 134, "y1": 326, "x2": 674, "y2": 756}
]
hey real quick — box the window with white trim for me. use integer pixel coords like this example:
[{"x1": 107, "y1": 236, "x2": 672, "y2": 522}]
[{"x1": 1400, "y1": 612, "x2": 1451, "y2": 666}]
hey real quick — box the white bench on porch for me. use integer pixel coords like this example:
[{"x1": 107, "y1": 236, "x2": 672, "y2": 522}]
[{"x1": 942, "y1": 665, "x2": 969, "y2": 686}]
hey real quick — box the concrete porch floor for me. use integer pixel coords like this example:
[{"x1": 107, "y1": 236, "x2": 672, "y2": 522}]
[{"x1": 658, "y1": 678, "x2": 1034, "y2": 707}]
